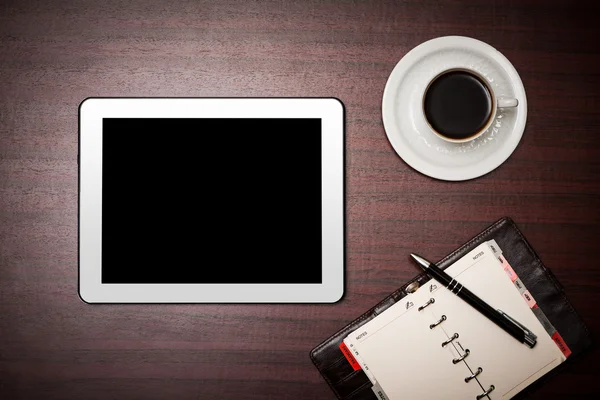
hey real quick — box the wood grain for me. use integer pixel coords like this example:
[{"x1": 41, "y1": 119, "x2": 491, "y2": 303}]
[{"x1": 1, "y1": 0, "x2": 599, "y2": 398}]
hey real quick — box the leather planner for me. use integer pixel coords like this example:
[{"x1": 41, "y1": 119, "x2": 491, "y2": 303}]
[{"x1": 309, "y1": 217, "x2": 593, "y2": 400}]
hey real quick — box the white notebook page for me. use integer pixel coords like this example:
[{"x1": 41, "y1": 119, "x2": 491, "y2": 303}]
[
  {"x1": 345, "y1": 285, "x2": 484, "y2": 399},
  {"x1": 344, "y1": 243, "x2": 565, "y2": 400}
]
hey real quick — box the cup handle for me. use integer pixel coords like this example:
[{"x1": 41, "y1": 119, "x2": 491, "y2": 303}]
[{"x1": 497, "y1": 98, "x2": 518, "y2": 108}]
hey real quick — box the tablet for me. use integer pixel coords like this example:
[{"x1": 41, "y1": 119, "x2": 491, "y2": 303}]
[{"x1": 78, "y1": 98, "x2": 345, "y2": 303}]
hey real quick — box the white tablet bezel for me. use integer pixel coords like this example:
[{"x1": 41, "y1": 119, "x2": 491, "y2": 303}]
[{"x1": 78, "y1": 98, "x2": 344, "y2": 303}]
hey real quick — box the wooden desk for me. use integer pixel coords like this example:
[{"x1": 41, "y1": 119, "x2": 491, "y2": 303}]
[{"x1": 1, "y1": 0, "x2": 598, "y2": 398}]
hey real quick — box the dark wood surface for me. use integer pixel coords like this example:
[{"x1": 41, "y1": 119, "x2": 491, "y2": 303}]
[{"x1": 1, "y1": 0, "x2": 599, "y2": 398}]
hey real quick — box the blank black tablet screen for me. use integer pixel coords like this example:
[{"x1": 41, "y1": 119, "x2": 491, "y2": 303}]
[{"x1": 101, "y1": 118, "x2": 322, "y2": 284}]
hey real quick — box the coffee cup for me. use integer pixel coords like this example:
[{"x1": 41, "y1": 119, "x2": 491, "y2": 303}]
[{"x1": 422, "y1": 69, "x2": 518, "y2": 143}]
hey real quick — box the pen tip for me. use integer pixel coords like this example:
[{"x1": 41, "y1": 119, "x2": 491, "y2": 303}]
[{"x1": 410, "y1": 253, "x2": 431, "y2": 268}]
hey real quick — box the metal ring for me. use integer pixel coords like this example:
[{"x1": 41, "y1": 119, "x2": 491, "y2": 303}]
[
  {"x1": 429, "y1": 315, "x2": 446, "y2": 329},
  {"x1": 418, "y1": 298, "x2": 435, "y2": 311},
  {"x1": 405, "y1": 281, "x2": 420, "y2": 293},
  {"x1": 452, "y1": 349, "x2": 470, "y2": 364},
  {"x1": 465, "y1": 367, "x2": 483, "y2": 383},
  {"x1": 441, "y1": 333, "x2": 459, "y2": 347},
  {"x1": 476, "y1": 385, "x2": 495, "y2": 399}
]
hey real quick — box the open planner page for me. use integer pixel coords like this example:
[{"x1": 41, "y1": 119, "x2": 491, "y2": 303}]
[
  {"x1": 344, "y1": 243, "x2": 565, "y2": 400},
  {"x1": 344, "y1": 285, "x2": 485, "y2": 399}
]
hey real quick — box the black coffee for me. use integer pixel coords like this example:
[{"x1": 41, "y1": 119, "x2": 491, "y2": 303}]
[{"x1": 423, "y1": 71, "x2": 492, "y2": 140}]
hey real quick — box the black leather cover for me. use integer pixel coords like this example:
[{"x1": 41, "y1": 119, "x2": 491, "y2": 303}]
[{"x1": 309, "y1": 217, "x2": 593, "y2": 400}]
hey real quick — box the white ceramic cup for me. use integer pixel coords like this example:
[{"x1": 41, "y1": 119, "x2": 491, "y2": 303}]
[{"x1": 422, "y1": 68, "x2": 518, "y2": 143}]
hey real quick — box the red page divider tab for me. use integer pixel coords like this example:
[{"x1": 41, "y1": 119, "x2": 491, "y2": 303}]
[
  {"x1": 339, "y1": 342, "x2": 361, "y2": 371},
  {"x1": 551, "y1": 332, "x2": 572, "y2": 358}
]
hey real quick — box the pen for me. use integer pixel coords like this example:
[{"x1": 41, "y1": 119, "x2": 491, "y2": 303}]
[{"x1": 410, "y1": 253, "x2": 537, "y2": 348}]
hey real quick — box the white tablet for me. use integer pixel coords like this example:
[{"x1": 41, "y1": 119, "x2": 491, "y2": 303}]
[{"x1": 78, "y1": 98, "x2": 345, "y2": 303}]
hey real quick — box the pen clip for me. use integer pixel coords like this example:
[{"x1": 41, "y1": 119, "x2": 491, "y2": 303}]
[{"x1": 497, "y1": 309, "x2": 537, "y2": 340}]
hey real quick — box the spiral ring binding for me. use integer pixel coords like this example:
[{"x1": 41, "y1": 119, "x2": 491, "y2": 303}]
[
  {"x1": 429, "y1": 315, "x2": 446, "y2": 329},
  {"x1": 441, "y1": 333, "x2": 459, "y2": 347},
  {"x1": 452, "y1": 349, "x2": 470, "y2": 364},
  {"x1": 418, "y1": 298, "x2": 435, "y2": 311},
  {"x1": 465, "y1": 367, "x2": 483, "y2": 383},
  {"x1": 476, "y1": 385, "x2": 495, "y2": 399}
]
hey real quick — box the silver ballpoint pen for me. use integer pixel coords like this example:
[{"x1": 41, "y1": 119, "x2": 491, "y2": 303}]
[{"x1": 410, "y1": 253, "x2": 537, "y2": 348}]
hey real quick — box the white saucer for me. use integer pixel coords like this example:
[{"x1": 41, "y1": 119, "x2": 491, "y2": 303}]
[{"x1": 382, "y1": 36, "x2": 527, "y2": 181}]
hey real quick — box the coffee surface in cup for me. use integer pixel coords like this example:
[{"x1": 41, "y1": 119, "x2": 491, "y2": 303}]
[{"x1": 424, "y1": 71, "x2": 493, "y2": 141}]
